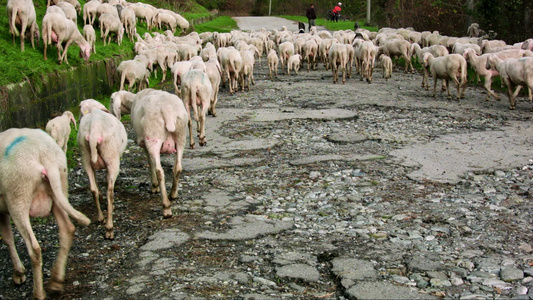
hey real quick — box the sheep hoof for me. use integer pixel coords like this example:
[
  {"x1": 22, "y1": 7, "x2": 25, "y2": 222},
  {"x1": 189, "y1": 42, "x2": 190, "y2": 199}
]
[
  {"x1": 105, "y1": 229, "x2": 114, "y2": 240},
  {"x1": 12, "y1": 271, "x2": 26, "y2": 285},
  {"x1": 49, "y1": 279, "x2": 65, "y2": 294},
  {"x1": 163, "y1": 208, "x2": 172, "y2": 218},
  {"x1": 189, "y1": 143, "x2": 195, "y2": 149}
]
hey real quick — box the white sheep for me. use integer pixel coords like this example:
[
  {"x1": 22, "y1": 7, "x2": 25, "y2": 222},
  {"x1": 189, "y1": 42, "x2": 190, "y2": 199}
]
[
  {"x1": 287, "y1": 54, "x2": 302, "y2": 76},
  {"x1": 181, "y1": 70, "x2": 213, "y2": 148},
  {"x1": 77, "y1": 109, "x2": 127, "y2": 239},
  {"x1": 56, "y1": 1, "x2": 77, "y2": 22},
  {"x1": 463, "y1": 48, "x2": 500, "y2": 101},
  {"x1": 171, "y1": 60, "x2": 193, "y2": 96},
  {"x1": 303, "y1": 39, "x2": 319, "y2": 72},
  {"x1": 278, "y1": 41, "x2": 295, "y2": 74},
  {"x1": 130, "y1": 89, "x2": 189, "y2": 218},
  {"x1": 267, "y1": 49, "x2": 279, "y2": 80},
  {"x1": 487, "y1": 56, "x2": 533, "y2": 110},
  {"x1": 120, "y1": 6, "x2": 137, "y2": 42},
  {"x1": 377, "y1": 39, "x2": 414, "y2": 73},
  {"x1": 7, "y1": 0, "x2": 39, "y2": 51},
  {"x1": 42, "y1": 12, "x2": 91, "y2": 64},
  {"x1": 83, "y1": 24, "x2": 96, "y2": 53},
  {"x1": 82, "y1": 0, "x2": 100, "y2": 25},
  {"x1": 329, "y1": 42, "x2": 348, "y2": 84},
  {"x1": 219, "y1": 47, "x2": 243, "y2": 94},
  {"x1": 131, "y1": 2, "x2": 156, "y2": 30},
  {"x1": 411, "y1": 43, "x2": 448, "y2": 89},
  {"x1": 0, "y1": 128, "x2": 90, "y2": 300},
  {"x1": 99, "y1": 13, "x2": 124, "y2": 46},
  {"x1": 379, "y1": 54, "x2": 393, "y2": 81},
  {"x1": 45, "y1": 110, "x2": 77, "y2": 152},
  {"x1": 423, "y1": 53, "x2": 467, "y2": 100},
  {"x1": 239, "y1": 49, "x2": 256, "y2": 90},
  {"x1": 205, "y1": 57, "x2": 222, "y2": 117},
  {"x1": 110, "y1": 90, "x2": 136, "y2": 119},
  {"x1": 154, "y1": 11, "x2": 178, "y2": 33},
  {"x1": 117, "y1": 55, "x2": 151, "y2": 92}
]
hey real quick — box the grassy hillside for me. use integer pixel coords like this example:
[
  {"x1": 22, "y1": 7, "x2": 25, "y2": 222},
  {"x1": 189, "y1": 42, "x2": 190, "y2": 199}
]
[{"x1": 0, "y1": 0, "x2": 233, "y2": 87}]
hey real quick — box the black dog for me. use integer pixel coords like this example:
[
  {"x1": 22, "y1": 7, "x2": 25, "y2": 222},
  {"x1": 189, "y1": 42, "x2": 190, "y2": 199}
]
[{"x1": 298, "y1": 22, "x2": 305, "y2": 33}]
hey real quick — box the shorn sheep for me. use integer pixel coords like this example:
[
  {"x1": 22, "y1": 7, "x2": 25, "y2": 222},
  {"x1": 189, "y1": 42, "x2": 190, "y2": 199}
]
[
  {"x1": 0, "y1": 128, "x2": 90, "y2": 300},
  {"x1": 77, "y1": 109, "x2": 127, "y2": 239},
  {"x1": 487, "y1": 56, "x2": 533, "y2": 110},
  {"x1": 423, "y1": 53, "x2": 467, "y2": 100},
  {"x1": 7, "y1": 0, "x2": 40, "y2": 51},
  {"x1": 42, "y1": 12, "x2": 91, "y2": 64},
  {"x1": 130, "y1": 89, "x2": 189, "y2": 218},
  {"x1": 180, "y1": 70, "x2": 213, "y2": 149},
  {"x1": 45, "y1": 110, "x2": 77, "y2": 153}
]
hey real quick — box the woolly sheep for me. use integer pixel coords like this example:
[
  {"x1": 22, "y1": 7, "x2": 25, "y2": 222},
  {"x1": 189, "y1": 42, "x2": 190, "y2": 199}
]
[
  {"x1": 379, "y1": 54, "x2": 393, "y2": 80},
  {"x1": 487, "y1": 56, "x2": 533, "y2": 110},
  {"x1": 181, "y1": 70, "x2": 213, "y2": 148},
  {"x1": 423, "y1": 53, "x2": 467, "y2": 100},
  {"x1": 267, "y1": 49, "x2": 279, "y2": 80},
  {"x1": 42, "y1": 12, "x2": 91, "y2": 64},
  {"x1": 83, "y1": 24, "x2": 96, "y2": 53},
  {"x1": 287, "y1": 54, "x2": 302, "y2": 76}
]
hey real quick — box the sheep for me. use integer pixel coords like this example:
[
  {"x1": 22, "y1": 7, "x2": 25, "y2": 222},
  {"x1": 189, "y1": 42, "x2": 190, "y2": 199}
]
[
  {"x1": 411, "y1": 43, "x2": 449, "y2": 89},
  {"x1": 328, "y1": 42, "x2": 348, "y2": 84},
  {"x1": 154, "y1": 11, "x2": 178, "y2": 33},
  {"x1": 83, "y1": 0, "x2": 100, "y2": 25},
  {"x1": 96, "y1": 3, "x2": 119, "y2": 19},
  {"x1": 171, "y1": 60, "x2": 193, "y2": 95},
  {"x1": 56, "y1": 1, "x2": 77, "y2": 22},
  {"x1": 486, "y1": 56, "x2": 533, "y2": 110},
  {"x1": 303, "y1": 39, "x2": 319, "y2": 72},
  {"x1": 110, "y1": 90, "x2": 136, "y2": 119},
  {"x1": 99, "y1": 13, "x2": 124, "y2": 46},
  {"x1": 278, "y1": 41, "x2": 295, "y2": 74},
  {"x1": 377, "y1": 39, "x2": 414, "y2": 73},
  {"x1": 83, "y1": 24, "x2": 96, "y2": 53},
  {"x1": 219, "y1": 47, "x2": 243, "y2": 94},
  {"x1": 452, "y1": 42, "x2": 481, "y2": 56},
  {"x1": 267, "y1": 49, "x2": 279, "y2": 80},
  {"x1": 130, "y1": 89, "x2": 189, "y2": 218},
  {"x1": 0, "y1": 128, "x2": 90, "y2": 300},
  {"x1": 287, "y1": 54, "x2": 302, "y2": 76},
  {"x1": 120, "y1": 6, "x2": 137, "y2": 42},
  {"x1": 379, "y1": 54, "x2": 393, "y2": 80},
  {"x1": 79, "y1": 99, "x2": 110, "y2": 116},
  {"x1": 239, "y1": 49, "x2": 256, "y2": 90},
  {"x1": 480, "y1": 39, "x2": 507, "y2": 53},
  {"x1": 130, "y1": 2, "x2": 156, "y2": 30},
  {"x1": 7, "y1": 0, "x2": 39, "y2": 51},
  {"x1": 77, "y1": 109, "x2": 127, "y2": 239},
  {"x1": 463, "y1": 48, "x2": 501, "y2": 101},
  {"x1": 45, "y1": 111, "x2": 77, "y2": 152},
  {"x1": 181, "y1": 70, "x2": 213, "y2": 149},
  {"x1": 356, "y1": 40, "x2": 377, "y2": 83},
  {"x1": 423, "y1": 53, "x2": 467, "y2": 100},
  {"x1": 205, "y1": 57, "x2": 222, "y2": 117},
  {"x1": 42, "y1": 12, "x2": 91, "y2": 64},
  {"x1": 117, "y1": 55, "x2": 151, "y2": 92}
]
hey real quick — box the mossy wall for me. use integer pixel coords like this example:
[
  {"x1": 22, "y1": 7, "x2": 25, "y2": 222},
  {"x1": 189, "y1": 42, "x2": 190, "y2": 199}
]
[{"x1": 0, "y1": 54, "x2": 130, "y2": 131}]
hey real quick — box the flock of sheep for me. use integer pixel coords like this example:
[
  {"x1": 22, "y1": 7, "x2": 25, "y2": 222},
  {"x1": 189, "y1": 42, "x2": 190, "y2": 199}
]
[{"x1": 3, "y1": 0, "x2": 533, "y2": 298}]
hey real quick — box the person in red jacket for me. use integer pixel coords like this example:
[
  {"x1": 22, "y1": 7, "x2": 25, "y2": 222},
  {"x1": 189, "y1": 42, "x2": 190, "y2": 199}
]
[{"x1": 332, "y1": 2, "x2": 342, "y2": 22}]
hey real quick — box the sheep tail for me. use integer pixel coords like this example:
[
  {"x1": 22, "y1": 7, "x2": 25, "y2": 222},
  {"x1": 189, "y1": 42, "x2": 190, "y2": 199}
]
[
  {"x1": 460, "y1": 59, "x2": 467, "y2": 85},
  {"x1": 162, "y1": 107, "x2": 176, "y2": 133},
  {"x1": 88, "y1": 123, "x2": 101, "y2": 165},
  {"x1": 44, "y1": 166, "x2": 91, "y2": 226}
]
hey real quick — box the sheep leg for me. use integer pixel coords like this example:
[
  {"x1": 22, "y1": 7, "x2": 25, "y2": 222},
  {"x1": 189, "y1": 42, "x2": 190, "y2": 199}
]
[
  {"x1": 20, "y1": 19, "x2": 28, "y2": 52},
  {"x1": 0, "y1": 214, "x2": 27, "y2": 285},
  {"x1": 10, "y1": 212, "x2": 45, "y2": 300},
  {"x1": 432, "y1": 77, "x2": 438, "y2": 98},
  {"x1": 143, "y1": 148, "x2": 160, "y2": 193},
  {"x1": 146, "y1": 142, "x2": 172, "y2": 218},
  {"x1": 170, "y1": 142, "x2": 184, "y2": 199},
  {"x1": 61, "y1": 40, "x2": 75, "y2": 65},
  {"x1": 104, "y1": 161, "x2": 120, "y2": 240},
  {"x1": 49, "y1": 203, "x2": 75, "y2": 293},
  {"x1": 85, "y1": 164, "x2": 104, "y2": 222},
  {"x1": 483, "y1": 75, "x2": 499, "y2": 101},
  {"x1": 510, "y1": 85, "x2": 522, "y2": 110}
]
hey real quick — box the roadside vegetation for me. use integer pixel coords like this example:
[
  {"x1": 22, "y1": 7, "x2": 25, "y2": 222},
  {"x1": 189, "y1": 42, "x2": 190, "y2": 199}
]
[{"x1": 279, "y1": 15, "x2": 378, "y2": 32}]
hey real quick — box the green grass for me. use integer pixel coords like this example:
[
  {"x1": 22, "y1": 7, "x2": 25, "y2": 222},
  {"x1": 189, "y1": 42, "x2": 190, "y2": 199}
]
[
  {"x1": 194, "y1": 16, "x2": 237, "y2": 33},
  {"x1": 278, "y1": 15, "x2": 378, "y2": 32}
]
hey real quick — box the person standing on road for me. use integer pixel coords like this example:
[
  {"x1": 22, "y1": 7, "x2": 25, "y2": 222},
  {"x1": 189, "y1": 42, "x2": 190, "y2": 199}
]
[
  {"x1": 306, "y1": 4, "x2": 317, "y2": 32},
  {"x1": 332, "y1": 2, "x2": 342, "y2": 22}
]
